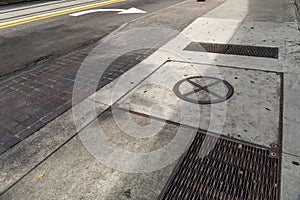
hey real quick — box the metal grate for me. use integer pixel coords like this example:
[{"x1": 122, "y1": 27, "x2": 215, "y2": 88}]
[
  {"x1": 183, "y1": 42, "x2": 279, "y2": 59},
  {"x1": 158, "y1": 131, "x2": 280, "y2": 200}
]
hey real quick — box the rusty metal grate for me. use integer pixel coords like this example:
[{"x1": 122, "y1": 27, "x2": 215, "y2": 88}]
[
  {"x1": 183, "y1": 42, "x2": 278, "y2": 59},
  {"x1": 158, "y1": 131, "x2": 280, "y2": 200}
]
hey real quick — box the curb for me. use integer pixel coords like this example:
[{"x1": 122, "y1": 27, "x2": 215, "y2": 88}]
[
  {"x1": 295, "y1": 0, "x2": 300, "y2": 29},
  {"x1": 296, "y1": 0, "x2": 300, "y2": 10}
]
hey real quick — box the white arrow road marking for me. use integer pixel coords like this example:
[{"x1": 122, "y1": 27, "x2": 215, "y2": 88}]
[
  {"x1": 118, "y1": 7, "x2": 146, "y2": 14},
  {"x1": 69, "y1": 7, "x2": 146, "y2": 16}
]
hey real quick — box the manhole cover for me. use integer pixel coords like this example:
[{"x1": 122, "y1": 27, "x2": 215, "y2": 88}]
[
  {"x1": 158, "y1": 131, "x2": 280, "y2": 200},
  {"x1": 173, "y1": 76, "x2": 234, "y2": 104}
]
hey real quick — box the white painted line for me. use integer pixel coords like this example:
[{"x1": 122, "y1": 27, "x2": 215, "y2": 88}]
[
  {"x1": 70, "y1": 8, "x2": 123, "y2": 16},
  {"x1": 69, "y1": 7, "x2": 146, "y2": 16},
  {"x1": 118, "y1": 7, "x2": 146, "y2": 14}
]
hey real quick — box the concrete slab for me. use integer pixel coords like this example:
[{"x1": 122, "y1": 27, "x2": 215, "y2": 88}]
[
  {"x1": 282, "y1": 41, "x2": 300, "y2": 74},
  {"x1": 116, "y1": 61, "x2": 282, "y2": 148},
  {"x1": 245, "y1": 0, "x2": 296, "y2": 23},
  {"x1": 180, "y1": 17, "x2": 242, "y2": 44},
  {"x1": 230, "y1": 21, "x2": 298, "y2": 47},
  {"x1": 148, "y1": 0, "x2": 299, "y2": 74},
  {"x1": 203, "y1": 0, "x2": 248, "y2": 20},
  {"x1": 283, "y1": 73, "x2": 300, "y2": 156},
  {"x1": 281, "y1": 153, "x2": 300, "y2": 200},
  {"x1": 158, "y1": 20, "x2": 299, "y2": 74},
  {"x1": 0, "y1": 110, "x2": 197, "y2": 199},
  {"x1": 0, "y1": 98, "x2": 108, "y2": 194}
]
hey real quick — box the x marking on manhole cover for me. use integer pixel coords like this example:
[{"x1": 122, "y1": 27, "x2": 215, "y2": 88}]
[{"x1": 173, "y1": 76, "x2": 234, "y2": 104}]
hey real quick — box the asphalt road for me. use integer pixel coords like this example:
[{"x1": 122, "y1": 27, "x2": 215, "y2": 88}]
[{"x1": 0, "y1": 0, "x2": 185, "y2": 80}]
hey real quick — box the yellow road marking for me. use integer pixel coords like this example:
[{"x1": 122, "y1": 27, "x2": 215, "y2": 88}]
[{"x1": 0, "y1": 0, "x2": 125, "y2": 29}]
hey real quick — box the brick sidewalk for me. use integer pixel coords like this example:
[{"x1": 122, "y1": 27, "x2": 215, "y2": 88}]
[{"x1": 0, "y1": 45, "x2": 156, "y2": 155}]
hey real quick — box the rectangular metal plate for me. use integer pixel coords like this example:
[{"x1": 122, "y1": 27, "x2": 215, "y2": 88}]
[
  {"x1": 183, "y1": 42, "x2": 278, "y2": 59},
  {"x1": 158, "y1": 131, "x2": 280, "y2": 200}
]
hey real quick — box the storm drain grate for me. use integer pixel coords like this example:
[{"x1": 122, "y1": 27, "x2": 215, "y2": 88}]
[
  {"x1": 158, "y1": 131, "x2": 280, "y2": 200},
  {"x1": 183, "y1": 42, "x2": 279, "y2": 59}
]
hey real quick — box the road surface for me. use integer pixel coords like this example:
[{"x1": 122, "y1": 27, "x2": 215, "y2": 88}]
[{"x1": 0, "y1": 0, "x2": 185, "y2": 79}]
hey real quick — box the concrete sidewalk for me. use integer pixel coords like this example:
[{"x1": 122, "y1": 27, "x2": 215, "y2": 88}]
[{"x1": 0, "y1": 0, "x2": 300, "y2": 199}]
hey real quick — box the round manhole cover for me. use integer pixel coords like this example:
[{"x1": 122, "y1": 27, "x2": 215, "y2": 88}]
[{"x1": 173, "y1": 76, "x2": 234, "y2": 104}]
